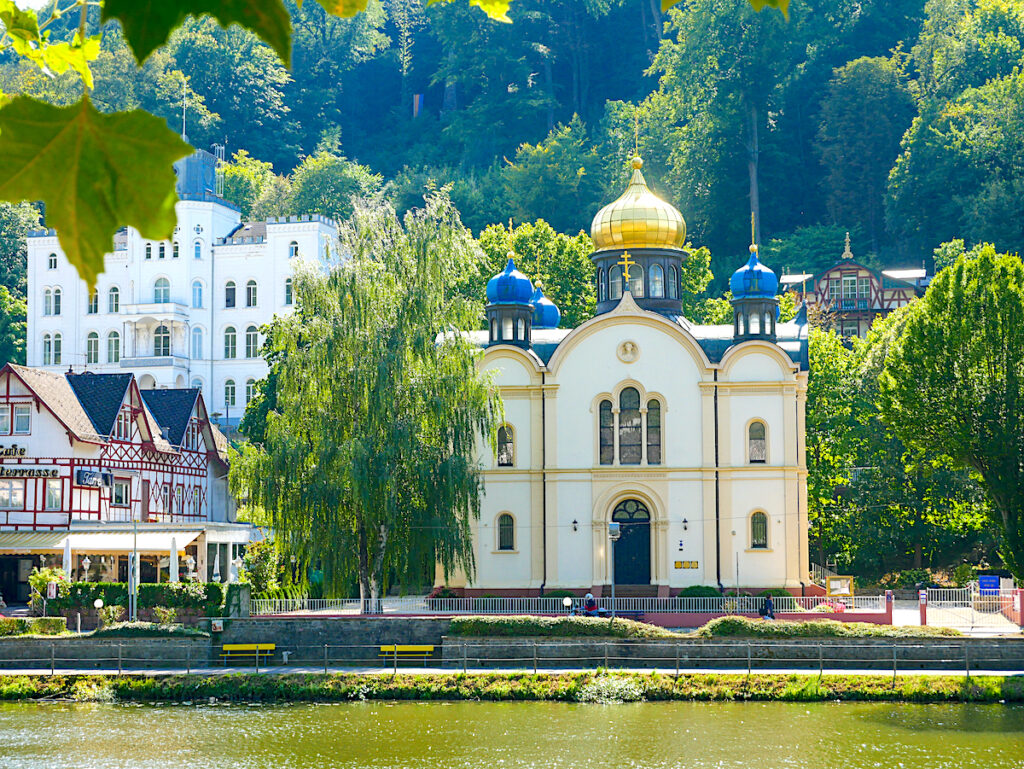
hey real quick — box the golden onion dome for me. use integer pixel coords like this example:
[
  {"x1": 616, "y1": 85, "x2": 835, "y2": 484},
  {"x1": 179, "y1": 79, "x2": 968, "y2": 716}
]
[{"x1": 590, "y1": 157, "x2": 686, "y2": 252}]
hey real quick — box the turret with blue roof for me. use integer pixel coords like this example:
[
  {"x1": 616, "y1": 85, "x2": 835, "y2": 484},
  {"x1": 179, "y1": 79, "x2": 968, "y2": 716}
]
[
  {"x1": 485, "y1": 253, "x2": 536, "y2": 349},
  {"x1": 530, "y1": 281, "x2": 561, "y2": 329}
]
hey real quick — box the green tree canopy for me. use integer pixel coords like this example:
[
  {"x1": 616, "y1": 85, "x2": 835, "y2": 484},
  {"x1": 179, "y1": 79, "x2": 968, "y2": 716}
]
[
  {"x1": 879, "y1": 244, "x2": 1024, "y2": 577},
  {"x1": 0, "y1": 200, "x2": 40, "y2": 296},
  {"x1": 0, "y1": 285, "x2": 26, "y2": 367},
  {"x1": 230, "y1": 193, "x2": 502, "y2": 605},
  {"x1": 287, "y1": 149, "x2": 383, "y2": 223}
]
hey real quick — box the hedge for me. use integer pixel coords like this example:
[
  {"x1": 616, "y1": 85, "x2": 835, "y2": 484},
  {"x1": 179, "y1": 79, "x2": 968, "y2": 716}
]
[
  {"x1": 0, "y1": 617, "x2": 67, "y2": 637},
  {"x1": 87, "y1": 622, "x2": 210, "y2": 639},
  {"x1": 675, "y1": 586, "x2": 722, "y2": 598},
  {"x1": 696, "y1": 616, "x2": 962, "y2": 639},
  {"x1": 448, "y1": 615, "x2": 682, "y2": 640},
  {"x1": 48, "y1": 582, "x2": 227, "y2": 615}
]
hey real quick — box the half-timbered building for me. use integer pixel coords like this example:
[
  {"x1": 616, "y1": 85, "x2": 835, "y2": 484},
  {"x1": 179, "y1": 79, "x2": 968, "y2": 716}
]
[
  {"x1": 780, "y1": 234, "x2": 928, "y2": 338},
  {"x1": 0, "y1": 364, "x2": 251, "y2": 604}
]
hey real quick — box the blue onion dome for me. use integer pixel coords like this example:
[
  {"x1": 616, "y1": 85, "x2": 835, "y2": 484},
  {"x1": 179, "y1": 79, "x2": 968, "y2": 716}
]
[
  {"x1": 730, "y1": 245, "x2": 779, "y2": 298},
  {"x1": 530, "y1": 282, "x2": 561, "y2": 329},
  {"x1": 486, "y1": 254, "x2": 534, "y2": 304}
]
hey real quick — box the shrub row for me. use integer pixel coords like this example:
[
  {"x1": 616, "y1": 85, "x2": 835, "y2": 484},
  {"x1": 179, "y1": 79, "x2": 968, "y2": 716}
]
[
  {"x1": 48, "y1": 582, "x2": 230, "y2": 616},
  {"x1": 0, "y1": 617, "x2": 67, "y2": 637},
  {"x1": 447, "y1": 615, "x2": 682, "y2": 640},
  {"x1": 696, "y1": 616, "x2": 962, "y2": 639},
  {"x1": 87, "y1": 622, "x2": 210, "y2": 639},
  {"x1": 0, "y1": 672, "x2": 1021, "y2": 704}
]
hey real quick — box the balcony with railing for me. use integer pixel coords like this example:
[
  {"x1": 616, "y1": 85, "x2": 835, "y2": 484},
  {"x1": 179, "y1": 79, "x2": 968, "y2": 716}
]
[{"x1": 121, "y1": 302, "x2": 190, "y2": 321}]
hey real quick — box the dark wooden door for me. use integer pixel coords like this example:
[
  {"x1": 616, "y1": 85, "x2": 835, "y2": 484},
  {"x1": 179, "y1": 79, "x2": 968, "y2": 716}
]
[{"x1": 612, "y1": 499, "x2": 651, "y2": 585}]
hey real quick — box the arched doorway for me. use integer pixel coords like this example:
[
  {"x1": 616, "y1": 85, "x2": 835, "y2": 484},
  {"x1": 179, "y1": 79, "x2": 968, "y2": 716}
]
[{"x1": 612, "y1": 499, "x2": 651, "y2": 585}]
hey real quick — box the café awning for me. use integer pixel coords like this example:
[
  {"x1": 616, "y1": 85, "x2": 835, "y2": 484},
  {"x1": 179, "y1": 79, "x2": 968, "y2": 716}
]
[
  {"x1": 66, "y1": 530, "x2": 202, "y2": 555},
  {"x1": 0, "y1": 530, "x2": 68, "y2": 553}
]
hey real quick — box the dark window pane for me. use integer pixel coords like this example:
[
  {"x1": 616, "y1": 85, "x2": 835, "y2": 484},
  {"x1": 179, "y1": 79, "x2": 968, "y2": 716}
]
[
  {"x1": 599, "y1": 400, "x2": 614, "y2": 465},
  {"x1": 498, "y1": 514, "x2": 515, "y2": 551},
  {"x1": 497, "y1": 426, "x2": 514, "y2": 467},
  {"x1": 619, "y1": 388, "x2": 641, "y2": 465},
  {"x1": 751, "y1": 512, "x2": 768, "y2": 548},
  {"x1": 749, "y1": 421, "x2": 766, "y2": 463},
  {"x1": 646, "y1": 400, "x2": 661, "y2": 465}
]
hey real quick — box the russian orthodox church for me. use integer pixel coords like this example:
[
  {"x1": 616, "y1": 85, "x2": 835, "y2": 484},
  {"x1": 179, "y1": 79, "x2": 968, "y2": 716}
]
[{"x1": 448, "y1": 156, "x2": 810, "y2": 596}]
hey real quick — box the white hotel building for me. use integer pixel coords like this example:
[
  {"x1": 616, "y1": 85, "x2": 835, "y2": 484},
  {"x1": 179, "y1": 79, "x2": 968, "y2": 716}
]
[{"x1": 26, "y1": 150, "x2": 337, "y2": 426}]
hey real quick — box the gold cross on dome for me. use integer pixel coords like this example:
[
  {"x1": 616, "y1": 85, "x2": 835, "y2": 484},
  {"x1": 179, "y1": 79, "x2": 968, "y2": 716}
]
[{"x1": 617, "y1": 251, "x2": 636, "y2": 283}]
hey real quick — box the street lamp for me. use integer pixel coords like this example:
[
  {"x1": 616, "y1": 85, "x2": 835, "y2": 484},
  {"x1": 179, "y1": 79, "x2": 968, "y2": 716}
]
[
  {"x1": 81, "y1": 556, "x2": 91, "y2": 581},
  {"x1": 608, "y1": 522, "x2": 621, "y2": 620},
  {"x1": 562, "y1": 595, "x2": 573, "y2": 616}
]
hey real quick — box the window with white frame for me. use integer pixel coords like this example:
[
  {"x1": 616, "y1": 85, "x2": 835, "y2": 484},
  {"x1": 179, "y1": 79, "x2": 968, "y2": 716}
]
[
  {"x1": 0, "y1": 406, "x2": 9, "y2": 435},
  {"x1": 114, "y1": 409, "x2": 131, "y2": 440},
  {"x1": 245, "y1": 378, "x2": 256, "y2": 403},
  {"x1": 174, "y1": 485, "x2": 183, "y2": 514},
  {"x1": 192, "y1": 280, "x2": 203, "y2": 308},
  {"x1": 52, "y1": 288, "x2": 61, "y2": 315},
  {"x1": 158, "y1": 243, "x2": 166, "y2": 259},
  {"x1": 289, "y1": 241, "x2": 299, "y2": 258},
  {"x1": 87, "y1": 292, "x2": 98, "y2": 314},
  {"x1": 225, "y1": 281, "x2": 236, "y2": 308},
  {"x1": 245, "y1": 325, "x2": 258, "y2": 358},
  {"x1": 52, "y1": 333, "x2": 62, "y2": 364},
  {"x1": 43, "y1": 334, "x2": 51, "y2": 365},
  {"x1": 192, "y1": 485, "x2": 202, "y2": 516},
  {"x1": 224, "y1": 379, "x2": 236, "y2": 407},
  {"x1": 45, "y1": 478, "x2": 62, "y2": 510},
  {"x1": 154, "y1": 278, "x2": 170, "y2": 303},
  {"x1": 668, "y1": 265, "x2": 679, "y2": 299},
  {"x1": 153, "y1": 325, "x2": 171, "y2": 357},
  {"x1": 43, "y1": 289, "x2": 52, "y2": 316},
  {"x1": 192, "y1": 327, "x2": 203, "y2": 359},
  {"x1": 650, "y1": 264, "x2": 665, "y2": 298},
  {"x1": 224, "y1": 327, "x2": 237, "y2": 359},
  {"x1": 0, "y1": 479, "x2": 25, "y2": 509},
  {"x1": 194, "y1": 240, "x2": 202, "y2": 260},
  {"x1": 112, "y1": 479, "x2": 130, "y2": 507},
  {"x1": 86, "y1": 332, "x2": 99, "y2": 364},
  {"x1": 161, "y1": 483, "x2": 170, "y2": 513},
  {"x1": 145, "y1": 243, "x2": 152, "y2": 260},
  {"x1": 47, "y1": 253, "x2": 57, "y2": 269},
  {"x1": 246, "y1": 280, "x2": 257, "y2": 307},
  {"x1": 173, "y1": 242, "x2": 180, "y2": 259},
  {"x1": 107, "y1": 331, "x2": 120, "y2": 363},
  {"x1": 108, "y1": 286, "x2": 119, "y2": 313},
  {"x1": 284, "y1": 278, "x2": 293, "y2": 305},
  {"x1": 13, "y1": 405, "x2": 30, "y2": 435}
]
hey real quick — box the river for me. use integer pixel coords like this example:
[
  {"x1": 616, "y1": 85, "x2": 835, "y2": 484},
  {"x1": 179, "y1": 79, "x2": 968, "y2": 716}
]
[{"x1": 1, "y1": 700, "x2": 1022, "y2": 768}]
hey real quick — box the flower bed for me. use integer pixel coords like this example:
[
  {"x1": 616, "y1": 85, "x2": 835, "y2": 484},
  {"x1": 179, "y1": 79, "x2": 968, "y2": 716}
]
[{"x1": 0, "y1": 617, "x2": 67, "y2": 637}]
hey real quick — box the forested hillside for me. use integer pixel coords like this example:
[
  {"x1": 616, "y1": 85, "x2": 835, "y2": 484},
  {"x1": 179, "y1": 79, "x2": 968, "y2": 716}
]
[{"x1": 2, "y1": 0, "x2": 1024, "y2": 293}]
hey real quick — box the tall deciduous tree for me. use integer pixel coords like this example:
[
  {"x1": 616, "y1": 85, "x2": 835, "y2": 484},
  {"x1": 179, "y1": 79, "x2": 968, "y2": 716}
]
[
  {"x1": 879, "y1": 244, "x2": 1024, "y2": 578},
  {"x1": 0, "y1": 201, "x2": 40, "y2": 297},
  {"x1": 230, "y1": 193, "x2": 502, "y2": 606},
  {"x1": 0, "y1": 286, "x2": 26, "y2": 367},
  {"x1": 287, "y1": 149, "x2": 383, "y2": 223},
  {"x1": 816, "y1": 56, "x2": 915, "y2": 253}
]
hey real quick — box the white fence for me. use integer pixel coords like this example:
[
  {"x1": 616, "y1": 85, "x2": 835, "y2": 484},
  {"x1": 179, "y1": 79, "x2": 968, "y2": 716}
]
[
  {"x1": 251, "y1": 594, "x2": 887, "y2": 617},
  {"x1": 926, "y1": 587, "x2": 1021, "y2": 631}
]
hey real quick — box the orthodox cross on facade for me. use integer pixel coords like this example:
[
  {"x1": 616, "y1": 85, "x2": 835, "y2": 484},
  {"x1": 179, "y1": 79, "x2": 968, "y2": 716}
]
[{"x1": 617, "y1": 251, "x2": 636, "y2": 283}]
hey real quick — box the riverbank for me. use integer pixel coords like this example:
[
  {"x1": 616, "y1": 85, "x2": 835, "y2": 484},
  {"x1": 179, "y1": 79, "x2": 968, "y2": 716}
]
[{"x1": 1, "y1": 672, "x2": 1022, "y2": 704}]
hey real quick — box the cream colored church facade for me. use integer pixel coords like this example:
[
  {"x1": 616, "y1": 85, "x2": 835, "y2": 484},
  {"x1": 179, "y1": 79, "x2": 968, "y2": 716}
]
[{"x1": 447, "y1": 157, "x2": 810, "y2": 597}]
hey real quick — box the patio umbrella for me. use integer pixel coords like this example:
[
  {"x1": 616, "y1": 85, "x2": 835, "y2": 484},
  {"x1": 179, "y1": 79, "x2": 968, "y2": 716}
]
[
  {"x1": 212, "y1": 549, "x2": 221, "y2": 582},
  {"x1": 169, "y1": 537, "x2": 179, "y2": 583},
  {"x1": 62, "y1": 538, "x2": 72, "y2": 578}
]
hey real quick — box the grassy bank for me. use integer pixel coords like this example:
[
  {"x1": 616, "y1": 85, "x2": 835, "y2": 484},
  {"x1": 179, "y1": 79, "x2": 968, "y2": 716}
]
[{"x1": 0, "y1": 672, "x2": 1021, "y2": 704}]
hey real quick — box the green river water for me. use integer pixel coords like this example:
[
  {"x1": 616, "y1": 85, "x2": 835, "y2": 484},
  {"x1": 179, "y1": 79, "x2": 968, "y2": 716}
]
[{"x1": 1, "y1": 701, "x2": 1022, "y2": 769}]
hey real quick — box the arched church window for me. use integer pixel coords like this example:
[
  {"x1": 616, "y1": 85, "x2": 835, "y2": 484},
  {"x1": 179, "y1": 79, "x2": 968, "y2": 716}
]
[
  {"x1": 628, "y1": 265, "x2": 644, "y2": 297},
  {"x1": 749, "y1": 312, "x2": 761, "y2": 335},
  {"x1": 646, "y1": 399, "x2": 662, "y2": 465},
  {"x1": 497, "y1": 513, "x2": 515, "y2": 551},
  {"x1": 490, "y1": 318, "x2": 497, "y2": 342},
  {"x1": 597, "y1": 268, "x2": 606, "y2": 302},
  {"x1": 650, "y1": 264, "x2": 665, "y2": 298},
  {"x1": 609, "y1": 266, "x2": 623, "y2": 300},
  {"x1": 748, "y1": 421, "x2": 767, "y2": 463},
  {"x1": 502, "y1": 316, "x2": 513, "y2": 341},
  {"x1": 497, "y1": 425, "x2": 514, "y2": 467},
  {"x1": 517, "y1": 318, "x2": 525, "y2": 340},
  {"x1": 153, "y1": 325, "x2": 170, "y2": 357},
  {"x1": 599, "y1": 400, "x2": 614, "y2": 465},
  {"x1": 751, "y1": 511, "x2": 768, "y2": 549},
  {"x1": 668, "y1": 265, "x2": 678, "y2": 299},
  {"x1": 618, "y1": 387, "x2": 642, "y2": 465}
]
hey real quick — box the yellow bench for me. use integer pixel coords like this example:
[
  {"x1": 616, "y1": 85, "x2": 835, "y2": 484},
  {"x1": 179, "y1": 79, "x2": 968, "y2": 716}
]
[
  {"x1": 220, "y1": 643, "x2": 276, "y2": 666},
  {"x1": 379, "y1": 644, "x2": 434, "y2": 664}
]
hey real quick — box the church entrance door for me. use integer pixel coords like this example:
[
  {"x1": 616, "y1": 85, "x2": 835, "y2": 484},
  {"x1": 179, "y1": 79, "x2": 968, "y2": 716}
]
[{"x1": 612, "y1": 499, "x2": 651, "y2": 585}]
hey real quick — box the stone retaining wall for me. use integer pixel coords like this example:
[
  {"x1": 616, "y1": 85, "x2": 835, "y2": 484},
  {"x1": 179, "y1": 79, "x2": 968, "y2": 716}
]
[
  {"x1": 0, "y1": 637, "x2": 213, "y2": 670},
  {"x1": 441, "y1": 636, "x2": 1024, "y2": 672}
]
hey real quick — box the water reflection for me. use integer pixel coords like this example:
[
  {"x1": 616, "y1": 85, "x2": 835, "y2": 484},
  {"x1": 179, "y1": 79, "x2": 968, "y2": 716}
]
[{"x1": 0, "y1": 700, "x2": 1022, "y2": 769}]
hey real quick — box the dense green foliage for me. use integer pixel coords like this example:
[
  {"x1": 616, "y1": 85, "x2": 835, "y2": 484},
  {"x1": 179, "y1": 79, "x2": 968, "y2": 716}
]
[
  {"x1": 0, "y1": 617, "x2": 66, "y2": 637},
  {"x1": 447, "y1": 615, "x2": 681, "y2": 639},
  {"x1": 45, "y1": 581, "x2": 228, "y2": 615},
  {"x1": 86, "y1": 621, "x2": 209, "y2": 638},
  {"x1": 230, "y1": 195, "x2": 502, "y2": 604},
  {"x1": 695, "y1": 616, "x2": 961, "y2": 639},
  {"x1": 1, "y1": 672, "x2": 1021, "y2": 703},
  {"x1": 879, "y1": 244, "x2": 1024, "y2": 579}
]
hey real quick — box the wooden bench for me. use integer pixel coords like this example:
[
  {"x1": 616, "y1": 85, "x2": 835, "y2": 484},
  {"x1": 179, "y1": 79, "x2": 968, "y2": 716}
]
[
  {"x1": 379, "y1": 644, "x2": 434, "y2": 664},
  {"x1": 220, "y1": 643, "x2": 275, "y2": 666}
]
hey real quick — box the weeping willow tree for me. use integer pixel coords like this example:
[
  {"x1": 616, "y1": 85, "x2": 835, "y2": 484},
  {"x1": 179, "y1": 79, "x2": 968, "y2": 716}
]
[{"x1": 231, "y1": 193, "x2": 502, "y2": 608}]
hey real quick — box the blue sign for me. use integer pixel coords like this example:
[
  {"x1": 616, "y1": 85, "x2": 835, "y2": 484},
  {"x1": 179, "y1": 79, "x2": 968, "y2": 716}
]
[{"x1": 978, "y1": 575, "x2": 1000, "y2": 595}]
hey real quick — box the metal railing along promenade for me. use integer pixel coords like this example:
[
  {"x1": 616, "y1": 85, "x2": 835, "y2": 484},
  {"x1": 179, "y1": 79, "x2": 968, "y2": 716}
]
[
  {"x1": 1, "y1": 639, "x2": 1016, "y2": 677},
  {"x1": 251, "y1": 594, "x2": 888, "y2": 617}
]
